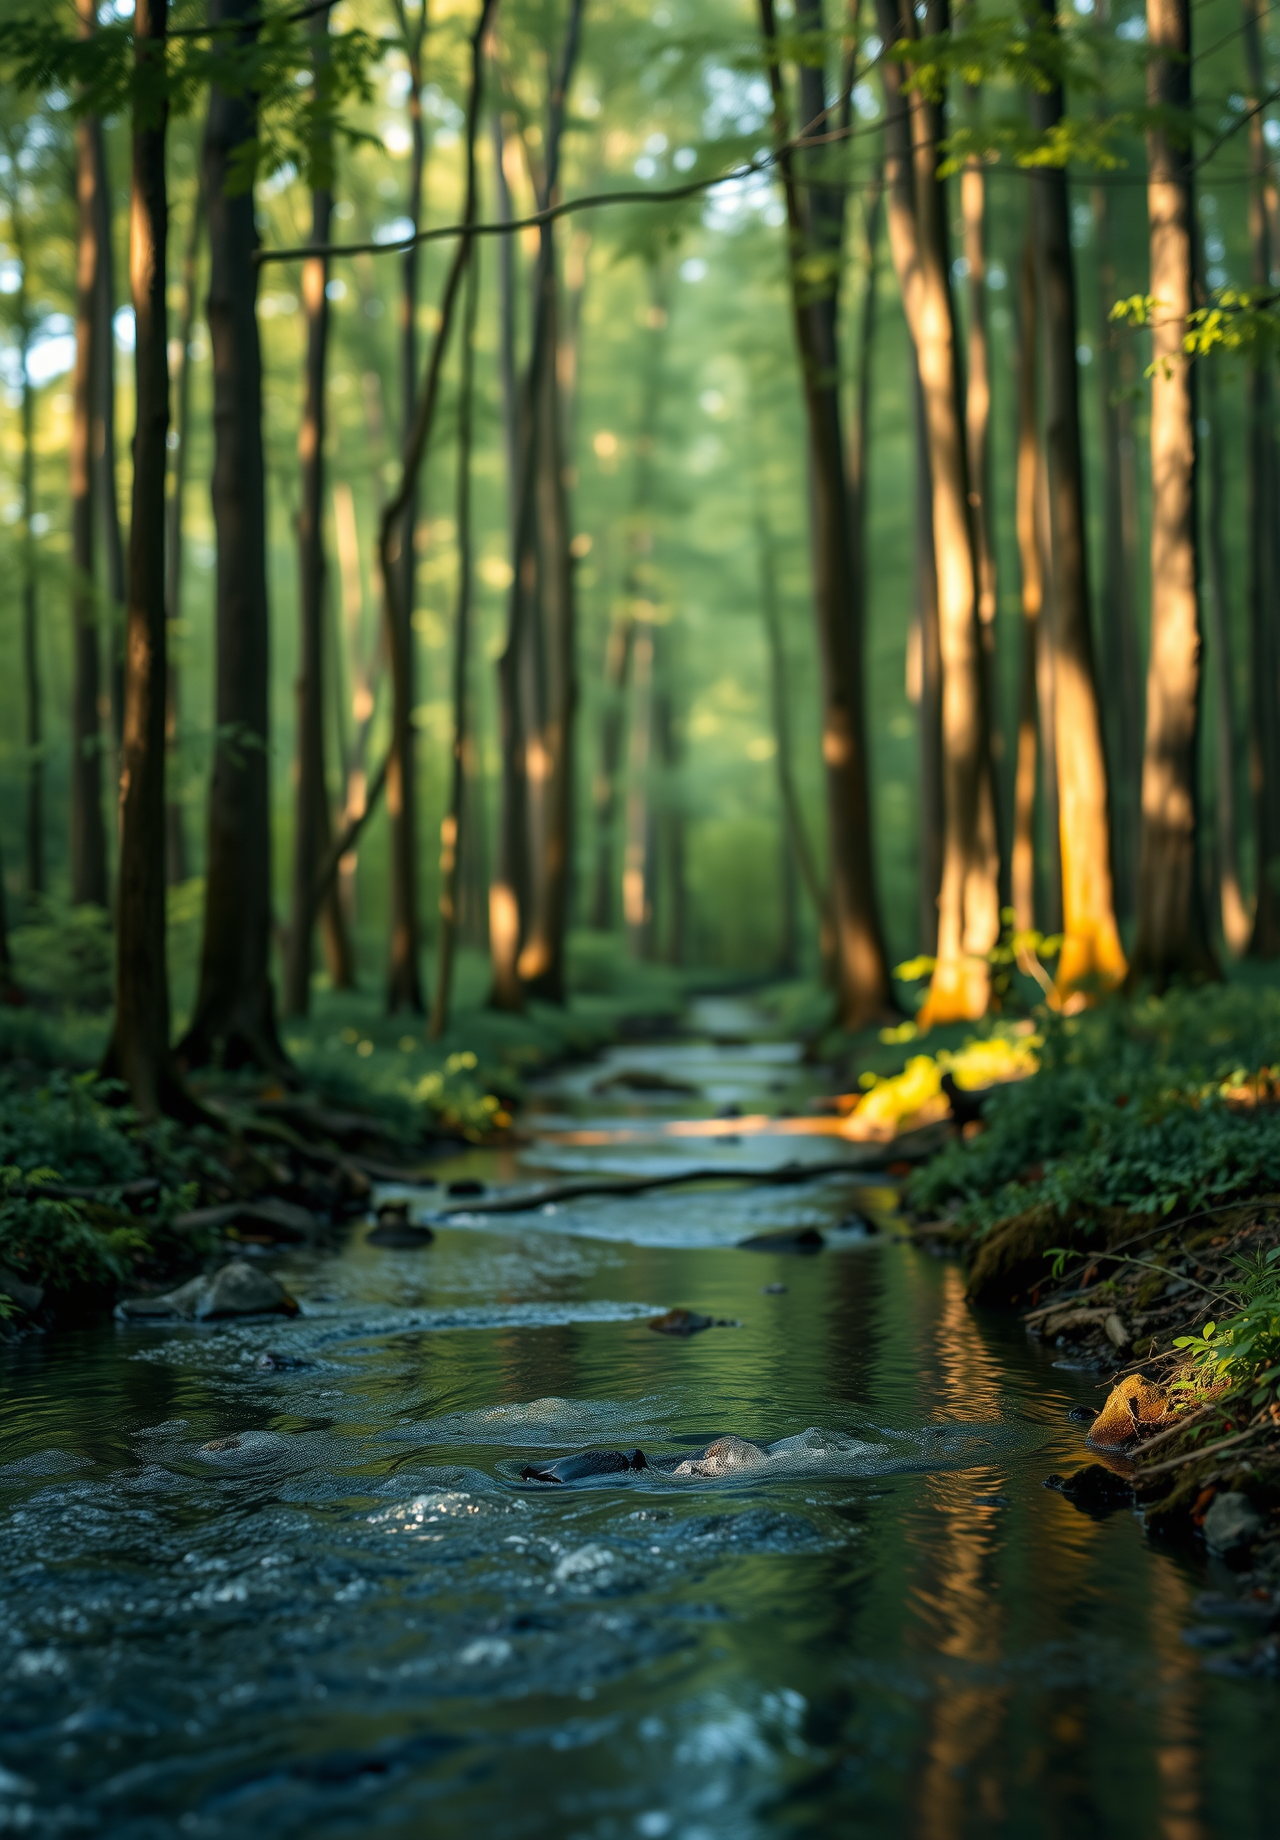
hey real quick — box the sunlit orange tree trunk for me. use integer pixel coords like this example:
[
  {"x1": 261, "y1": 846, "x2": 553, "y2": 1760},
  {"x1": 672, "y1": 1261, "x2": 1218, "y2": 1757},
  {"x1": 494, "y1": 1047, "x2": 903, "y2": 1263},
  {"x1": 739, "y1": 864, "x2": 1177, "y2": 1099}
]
[
  {"x1": 1028, "y1": 0, "x2": 1126, "y2": 1000},
  {"x1": 758, "y1": 0, "x2": 897, "y2": 1030},
  {"x1": 1129, "y1": 0, "x2": 1217, "y2": 982},
  {"x1": 876, "y1": 0, "x2": 999, "y2": 1023}
]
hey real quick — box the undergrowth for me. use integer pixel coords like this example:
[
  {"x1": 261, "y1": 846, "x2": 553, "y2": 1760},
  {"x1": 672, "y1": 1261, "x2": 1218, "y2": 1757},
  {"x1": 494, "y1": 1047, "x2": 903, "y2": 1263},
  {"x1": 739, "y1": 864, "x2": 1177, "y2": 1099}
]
[{"x1": 907, "y1": 984, "x2": 1280, "y2": 1237}]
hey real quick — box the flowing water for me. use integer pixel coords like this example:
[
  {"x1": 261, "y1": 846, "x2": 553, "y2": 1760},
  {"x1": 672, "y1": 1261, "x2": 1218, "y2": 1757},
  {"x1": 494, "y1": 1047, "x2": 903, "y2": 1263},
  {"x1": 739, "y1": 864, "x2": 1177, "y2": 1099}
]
[{"x1": 2, "y1": 1001, "x2": 1277, "y2": 1837}]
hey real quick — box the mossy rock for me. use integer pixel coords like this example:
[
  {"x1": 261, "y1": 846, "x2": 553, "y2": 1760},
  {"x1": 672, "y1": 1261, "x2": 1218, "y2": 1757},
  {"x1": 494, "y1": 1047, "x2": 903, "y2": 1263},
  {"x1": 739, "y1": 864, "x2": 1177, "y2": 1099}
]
[{"x1": 965, "y1": 1206, "x2": 1071, "y2": 1305}]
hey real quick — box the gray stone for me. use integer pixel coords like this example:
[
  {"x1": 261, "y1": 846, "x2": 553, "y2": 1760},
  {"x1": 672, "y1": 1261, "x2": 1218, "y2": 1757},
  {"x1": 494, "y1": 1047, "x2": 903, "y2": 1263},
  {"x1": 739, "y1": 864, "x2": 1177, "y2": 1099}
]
[
  {"x1": 1203, "y1": 1491, "x2": 1264, "y2": 1555},
  {"x1": 117, "y1": 1260, "x2": 297, "y2": 1324}
]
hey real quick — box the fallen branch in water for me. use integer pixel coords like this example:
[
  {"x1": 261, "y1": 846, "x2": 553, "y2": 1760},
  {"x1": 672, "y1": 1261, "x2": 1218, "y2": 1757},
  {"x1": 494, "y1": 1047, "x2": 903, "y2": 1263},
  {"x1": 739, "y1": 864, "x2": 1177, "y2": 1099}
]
[{"x1": 434, "y1": 1154, "x2": 900, "y2": 1217}]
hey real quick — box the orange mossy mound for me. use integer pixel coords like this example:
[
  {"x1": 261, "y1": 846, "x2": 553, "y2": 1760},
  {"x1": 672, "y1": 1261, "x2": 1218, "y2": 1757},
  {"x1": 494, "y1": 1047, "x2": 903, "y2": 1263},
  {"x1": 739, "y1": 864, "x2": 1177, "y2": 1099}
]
[{"x1": 1087, "y1": 1375, "x2": 1169, "y2": 1450}]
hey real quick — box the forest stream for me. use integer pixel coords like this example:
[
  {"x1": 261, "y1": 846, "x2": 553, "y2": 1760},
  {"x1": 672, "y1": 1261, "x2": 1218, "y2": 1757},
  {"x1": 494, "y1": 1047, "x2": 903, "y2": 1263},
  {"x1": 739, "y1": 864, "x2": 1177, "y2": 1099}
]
[{"x1": 2, "y1": 999, "x2": 1277, "y2": 1838}]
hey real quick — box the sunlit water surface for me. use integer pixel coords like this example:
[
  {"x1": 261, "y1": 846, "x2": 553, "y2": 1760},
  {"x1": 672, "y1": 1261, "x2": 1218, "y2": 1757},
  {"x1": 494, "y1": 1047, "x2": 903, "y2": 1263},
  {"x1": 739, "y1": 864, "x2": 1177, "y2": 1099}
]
[{"x1": 2, "y1": 1011, "x2": 1277, "y2": 1837}]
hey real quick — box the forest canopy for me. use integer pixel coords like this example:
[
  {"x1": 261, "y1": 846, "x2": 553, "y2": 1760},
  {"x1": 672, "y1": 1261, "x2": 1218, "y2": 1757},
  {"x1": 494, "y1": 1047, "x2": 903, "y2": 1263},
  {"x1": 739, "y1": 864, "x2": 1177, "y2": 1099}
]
[{"x1": 0, "y1": 0, "x2": 1276, "y2": 1113}]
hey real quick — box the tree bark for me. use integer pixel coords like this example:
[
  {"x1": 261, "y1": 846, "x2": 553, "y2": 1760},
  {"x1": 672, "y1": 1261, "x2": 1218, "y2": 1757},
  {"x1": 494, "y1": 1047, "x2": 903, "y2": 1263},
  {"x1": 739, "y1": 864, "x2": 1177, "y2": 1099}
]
[
  {"x1": 757, "y1": 509, "x2": 831, "y2": 957},
  {"x1": 105, "y1": 0, "x2": 175, "y2": 1116},
  {"x1": 877, "y1": 0, "x2": 999, "y2": 1023},
  {"x1": 16, "y1": 233, "x2": 42, "y2": 901},
  {"x1": 492, "y1": 0, "x2": 585, "y2": 1006},
  {"x1": 1200, "y1": 352, "x2": 1249, "y2": 953},
  {"x1": 385, "y1": 0, "x2": 429, "y2": 1013},
  {"x1": 760, "y1": 0, "x2": 897, "y2": 1028},
  {"x1": 430, "y1": 181, "x2": 482, "y2": 1038},
  {"x1": 1242, "y1": 0, "x2": 1280, "y2": 955},
  {"x1": 912, "y1": 358, "x2": 943, "y2": 955},
  {"x1": 591, "y1": 261, "x2": 666, "y2": 934},
  {"x1": 962, "y1": 146, "x2": 1001, "y2": 888},
  {"x1": 285, "y1": 5, "x2": 354, "y2": 1016},
  {"x1": 70, "y1": 16, "x2": 109, "y2": 910},
  {"x1": 178, "y1": 0, "x2": 288, "y2": 1071},
  {"x1": 164, "y1": 177, "x2": 202, "y2": 887},
  {"x1": 1092, "y1": 171, "x2": 1142, "y2": 927},
  {"x1": 377, "y1": 0, "x2": 495, "y2": 1011},
  {"x1": 1012, "y1": 240, "x2": 1043, "y2": 934},
  {"x1": 93, "y1": 116, "x2": 127, "y2": 779},
  {"x1": 1028, "y1": 0, "x2": 1126, "y2": 1001},
  {"x1": 622, "y1": 615, "x2": 654, "y2": 959},
  {"x1": 1130, "y1": 0, "x2": 1217, "y2": 982},
  {"x1": 331, "y1": 478, "x2": 374, "y2": 946}
]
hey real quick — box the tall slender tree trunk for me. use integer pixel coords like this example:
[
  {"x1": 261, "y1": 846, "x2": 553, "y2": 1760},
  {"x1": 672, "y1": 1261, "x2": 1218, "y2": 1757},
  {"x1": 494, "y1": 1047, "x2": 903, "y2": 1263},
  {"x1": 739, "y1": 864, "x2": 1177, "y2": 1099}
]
[
  {"x1": 757, "y1": 509, "x2": 830, "y2": 951},
  {"x1": 93, "y1": 120, "x2": 126, "y2": 783},
  {"x1": 912, "y1": 359, "x2": 943, "y2": 955},
  {"x1": 105, "y1": 0, "x2": 175, "y2": 1116},
  {"x1": 622, "y1": 614, "x2": 654, "y2": 959},
  {"x1": 17, "y1": 266, "x2": 42, "y2": 900},
  {"x1": 1242, "y1": 0, "x2": 1280, "y2": 954},
  {"x1": 178, "y1": 0, "x2": 288, "y2": 1071},
  {"x1": 759, "y1": 0, "x2": 896, "y2": 1028},
  {"x1": 385, "y1": 0, "x2": 429, "y2": 1013},
  {"x1": 1092, "y1": 172, "x2": 1142, "y2": 926},
  {"x1": 591, "y1": 261, "x2": 665, "y2": 933},
  {"x1": 164, "y1": 180, "x2": 202, "y2": 887},
  {"x1": 285, "y1": 6, "x2": 354, "y2": 1016},
  {"x1": 1028, "y1": 0, "x2": 1126, "y2": 1000},
  {"x1": 1012, "y1": 242, "x2": 1043, "y2": 934},
  {"x1": 70, "y1": 16, "x2": 109, "y2": 910},
  {"x1": 962, "y1": 145, "x2": 1001, "y2": 894},
  {"x1": 332, "y1": 479, "x2": 373, "y2": 943},
  {"x1": 376, "y1": 0, "x2": 494, "y2": 1011},
  {"x1": 1129, "y1": 0, "x2": 1217, "y2": 982},
  {"x1": 492, "y1": 0, "x2": 585, "y2": 1006},
  {"x1": 430, "y1": 219, "x2": 481, "y2": 1037},
  {"x1": 1200, "y1": 353, "x2": 1249, "y2": 952},
  {"x1": 877, "y1": 0, "x2": 999, "y2": 1023}
]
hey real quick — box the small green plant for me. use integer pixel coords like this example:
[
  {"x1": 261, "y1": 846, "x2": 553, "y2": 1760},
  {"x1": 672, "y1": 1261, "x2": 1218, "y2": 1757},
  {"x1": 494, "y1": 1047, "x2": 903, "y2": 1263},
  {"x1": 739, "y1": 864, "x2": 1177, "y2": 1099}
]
[
  {"x1": 1173, "y1": 1248, "x2": 1280, "y2": 1408},
  {"x1": 0, "y1": 1166, "x2": 144, "y2": 1301}
]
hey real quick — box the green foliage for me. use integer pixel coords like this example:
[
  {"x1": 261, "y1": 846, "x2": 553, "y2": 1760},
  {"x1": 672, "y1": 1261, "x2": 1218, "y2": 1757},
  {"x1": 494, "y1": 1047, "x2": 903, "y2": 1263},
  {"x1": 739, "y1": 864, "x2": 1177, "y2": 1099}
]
[
  {"x1": 907, "y1": 986, "x2": 1280, "y2": 1236},
  {"x1": 0, "y1": 1164, "x2": 142, "y2": 1297},
  {"x1": 10, "y1": 901, "x2": 114, "y2": 1011},
  {"x1": 0, "y1": 1070, "x2": 145, "y2": 1186},
  {"x1": 1173, "y1": 1248, "x2": 1280, "y2": 1406}
]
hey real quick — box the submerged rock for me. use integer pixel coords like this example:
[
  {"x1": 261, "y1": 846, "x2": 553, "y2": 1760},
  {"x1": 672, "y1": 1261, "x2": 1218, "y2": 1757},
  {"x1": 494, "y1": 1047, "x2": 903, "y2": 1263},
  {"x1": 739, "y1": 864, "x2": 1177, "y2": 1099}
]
[
  {"x1": 672, "y1": 1435, "x2": 769, "y2": 1477},
  {"x1": 117, "y1": 1261, "x2": 299, "y2": 1324},
  {"x1": 520, "y1": 1449, "x2": 648, "y2": 1484},
  {"x1": 1047, "y1": 1464, "x2": 1135, "y2": 1511},
  {"x1": 649, "y1": 1308, "x2": 714, "y2": 1336},
  {"x1": 1087, "y1": 1374, "x2": 1168, "y2": 1449},
  {"x1": 738, "y1": 1226, "x2": 824, "y2": 1254},
  {"x1": 1203, "y1": 1492, "x2": 1264, "y2": 1555}
]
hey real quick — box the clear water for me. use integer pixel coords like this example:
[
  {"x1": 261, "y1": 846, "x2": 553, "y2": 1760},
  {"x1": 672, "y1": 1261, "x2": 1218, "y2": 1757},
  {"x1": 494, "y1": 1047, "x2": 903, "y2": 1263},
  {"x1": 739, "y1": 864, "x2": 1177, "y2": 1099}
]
[{"x1": 2, "y1": 1012, "x2": 1277, "y2": 1837}]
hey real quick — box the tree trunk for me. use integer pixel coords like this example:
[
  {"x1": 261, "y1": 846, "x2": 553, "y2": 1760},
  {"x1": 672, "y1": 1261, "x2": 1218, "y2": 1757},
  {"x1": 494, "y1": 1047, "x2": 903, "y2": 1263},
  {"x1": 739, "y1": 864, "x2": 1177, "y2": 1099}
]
[
  {"x1": 164, "y1": 178, "x2": 201, "y2": 887},
  {"x1": 1201, "y1": 353, "x2": 1249, "y2": 953},
  {"x1": 1028, "y1": 0, "x2": 1126, "y2": 1001},
  {"x1": 332, "y1": 479, "x2": 374, "y2": 946},
  {"x1": 1242, "y1": 0, "x2": 1280, "y2": 955},
  {"x1": 591, "y1": 261, "x2": 666, "y2": 933},
  {"x1": 1130, "y1": 0, "x2": 1217, "y2": 982},
  {"x1": 386, "y1": 1, "x2": 429, "y2": 1013},
  {"x1": 430, "y1": 210, "x2": 481, "y2": 1037},
  {"x1": 105, "y1": 0, "x2": 175, "y2": 1116},
  {"x1": 17, "y1": 259, "x2": 42, "y2": 901},
  {"x1": 178, "y1": 0, "x2": 288, "y2": 1071},
  {"x1": 757, "y1": 508, "x2": 831, "y2": 958},
  {"x1": 493, "y1": 0, "x2": 585, "y2": 1006},
  {"x1": 376, "y1": 0, "x2": 494, "y2": 1012},
  {"x1": 912, "y1": 358, "x2": 943, "y2": 955},
  {"x1": 93, "y1": 117, "x2": 127, "y2": 780},
  {"x1": 70, "y1": 22, "x2": 109, "y2": 910},
  {"x1": 877, "y1": 0, "x2": 999, "y2": 1024},
  {"x1": 285, "y1": 6, "x2": 354, "y2": 1016},
  {"x1": 1092, "y1": 172, "x2": 1142, "y2": 926},
  {"x1": 760, "y1": 0, "x2": 897, "y2": 1028},
  {"x1": 1012, "y1": 242, "x2": 1042, "y2": 934},
  {"x1": 962, "y1": 145, "x2": 1002, "y2": 890},
  {"x1": 623, "y1": 615, "x2": 654, "y2": 959}
]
